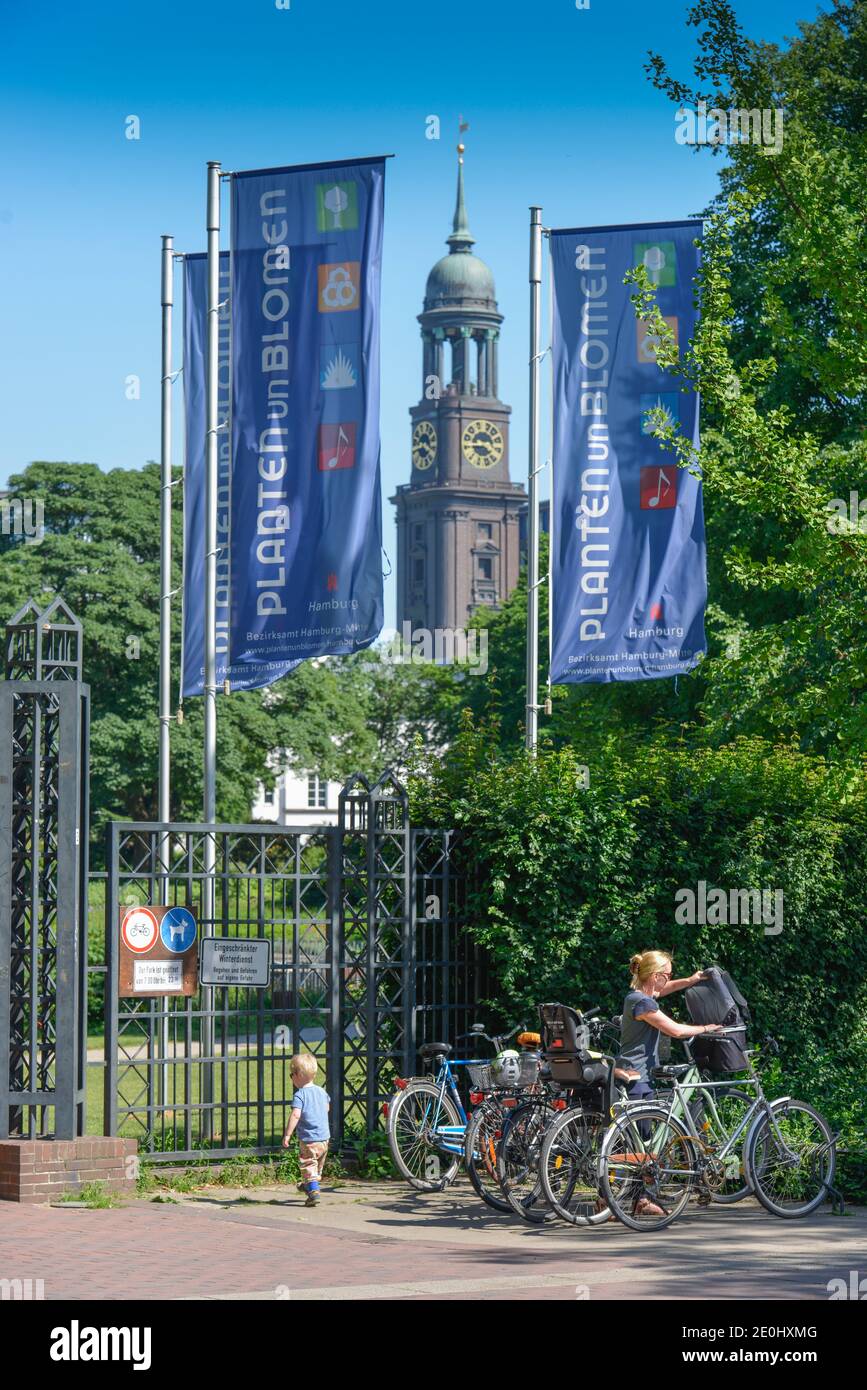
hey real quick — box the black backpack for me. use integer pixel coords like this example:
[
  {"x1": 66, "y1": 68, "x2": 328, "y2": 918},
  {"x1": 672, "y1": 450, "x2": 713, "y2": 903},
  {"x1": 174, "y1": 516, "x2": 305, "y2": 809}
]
[{"x1": 684, "y1": 966, "x2": 751, "y2": 1073}]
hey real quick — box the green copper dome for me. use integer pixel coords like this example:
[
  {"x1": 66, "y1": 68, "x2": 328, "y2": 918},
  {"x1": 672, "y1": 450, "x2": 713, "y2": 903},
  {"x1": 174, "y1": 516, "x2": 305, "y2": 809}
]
[
  {"x1": 425, "y1": 251, "x2": 496, "y2": 307},
  {"x1": 424, "y1": 152, "x2": 497, "y2": 310}
]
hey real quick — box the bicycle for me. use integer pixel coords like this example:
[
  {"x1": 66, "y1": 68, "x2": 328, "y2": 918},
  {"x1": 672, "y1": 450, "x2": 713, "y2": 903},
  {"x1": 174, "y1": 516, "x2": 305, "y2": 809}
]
[
  {"x1": 598, "y1": 1031, "x2": 837, "y2": 1231},
  {"x1": 537, "y1": 1013, "x2": 632, "y2": 1227},
  {"x1": 386, "y1": 1022, "x2": 529, "y2": 1192},
  {"x1": 539, "y1": 1030, "x2": 755, "y2": 1226},
  {"x1": 496, "y1": 1006, "x2": 620, "y2": 1225},
  {"x1": 463, "y1": 1032, "x2": 544, "y2": 1214}
]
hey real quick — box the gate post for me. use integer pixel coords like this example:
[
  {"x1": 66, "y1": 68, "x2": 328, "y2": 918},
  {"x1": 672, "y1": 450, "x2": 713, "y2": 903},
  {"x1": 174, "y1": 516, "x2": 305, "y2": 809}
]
[
  {"x1": 0, "y1": 599, "x2": 89, "y2": 1143},
  {"x1": 325, "y1": 823, "x2": 343, "y2": 1145},
  {"x1": 368, "y1": 771, "x2": 411, "y2": 1134}
]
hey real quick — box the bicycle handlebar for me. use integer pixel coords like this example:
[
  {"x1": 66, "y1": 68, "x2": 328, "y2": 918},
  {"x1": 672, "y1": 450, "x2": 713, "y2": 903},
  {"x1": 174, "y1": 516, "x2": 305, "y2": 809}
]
[{"x1": 456, "y1": 1022, "x2": 525, "y2": 1049}]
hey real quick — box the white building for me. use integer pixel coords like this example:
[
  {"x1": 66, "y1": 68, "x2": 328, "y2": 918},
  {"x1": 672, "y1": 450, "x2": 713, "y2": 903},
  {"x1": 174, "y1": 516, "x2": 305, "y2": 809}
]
[{"x1": 251, "y1": 764, "x2": 343, "y2": 829}]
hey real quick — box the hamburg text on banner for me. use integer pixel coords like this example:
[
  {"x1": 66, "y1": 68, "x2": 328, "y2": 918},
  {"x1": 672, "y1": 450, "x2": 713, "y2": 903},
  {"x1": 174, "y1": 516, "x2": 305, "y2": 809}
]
[
  {"x1": 229, "y1": 157, "x2": 386, "y2": 686},
  {"x1": 549, "y1": 220, "x2": 707, "y2": 684}
]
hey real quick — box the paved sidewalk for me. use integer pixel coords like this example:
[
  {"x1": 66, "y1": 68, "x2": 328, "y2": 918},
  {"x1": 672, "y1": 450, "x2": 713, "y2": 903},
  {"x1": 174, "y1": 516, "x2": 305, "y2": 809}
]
[{"x1": 0, "y1": 1180, "x2": 863, "y2": 1301}]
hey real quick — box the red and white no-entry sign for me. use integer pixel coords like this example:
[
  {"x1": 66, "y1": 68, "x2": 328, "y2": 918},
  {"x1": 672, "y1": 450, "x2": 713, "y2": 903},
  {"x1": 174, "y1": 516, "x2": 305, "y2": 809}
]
[{"x1": 121, "y1": 907, "x2": 159, "y2": 955}]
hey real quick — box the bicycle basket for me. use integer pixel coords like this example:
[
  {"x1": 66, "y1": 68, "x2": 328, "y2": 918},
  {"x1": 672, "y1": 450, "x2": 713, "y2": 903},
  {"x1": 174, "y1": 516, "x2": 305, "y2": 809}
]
[
  {"x1": 466, "y1": 1063, "x2": 493, "y2": 1090},
  {"x1": 466, "y1": 1055, "x2": 539, "y2": 1091}
]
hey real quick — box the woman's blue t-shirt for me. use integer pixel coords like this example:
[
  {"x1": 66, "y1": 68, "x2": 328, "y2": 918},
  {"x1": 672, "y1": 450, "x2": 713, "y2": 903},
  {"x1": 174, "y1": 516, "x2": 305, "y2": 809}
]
[{"x1": 617, "y1": 990, "x2": 660, "y2": 1082}]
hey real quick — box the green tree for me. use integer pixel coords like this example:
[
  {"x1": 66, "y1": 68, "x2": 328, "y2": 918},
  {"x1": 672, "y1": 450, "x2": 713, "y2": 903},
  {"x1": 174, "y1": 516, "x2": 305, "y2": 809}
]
[
  {"x1": 0, "y1": 463, "x2": 401, "y2": 842},
  {"x1": 648, "y1": 0, "x2": 867, "y2": 442},
  {"x1": 630, "y1": 0, "x2": 867, "y2": 756}
]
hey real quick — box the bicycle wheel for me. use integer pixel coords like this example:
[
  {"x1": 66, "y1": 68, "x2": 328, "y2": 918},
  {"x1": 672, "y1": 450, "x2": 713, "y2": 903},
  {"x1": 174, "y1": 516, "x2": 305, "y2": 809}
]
[
  {"x1": 540, "y1": 1105, "x2": 612, "y2": 1226},
  {"x1": 464, "y1": 1099, "x2": 513, "y2": 1213},
  {"x1": 599, "y1": 1106, "x2": 697, "y2": 1232},
  {"x1": 690, "y1": 1088, "x2": 755, "y2": 1204},
  {"x1": 387, "y1": 1080, "x2": 463, "y2": 1191},
  {"x1": 496, "y1": 1100, "x2": 559, "y2": 1224},
  {"x1": 745, "y1": 1098, "x2": 836, "y2": 1218}
]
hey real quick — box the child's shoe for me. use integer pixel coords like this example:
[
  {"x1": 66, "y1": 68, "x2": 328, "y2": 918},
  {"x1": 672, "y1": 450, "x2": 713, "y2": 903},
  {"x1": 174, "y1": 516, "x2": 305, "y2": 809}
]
[
  {"x1": 305, "y1": 1183, "x2": 320, "y2": 1207},
  {"x1": 297, "y1": 1182, "x2": 308, "y2": 1192}
]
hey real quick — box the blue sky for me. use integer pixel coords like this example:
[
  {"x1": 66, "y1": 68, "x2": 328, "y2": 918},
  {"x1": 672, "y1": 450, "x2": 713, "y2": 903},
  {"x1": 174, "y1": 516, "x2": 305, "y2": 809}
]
[{"x1": 1, "y1": 0, "x2": 817, "y2": 623}]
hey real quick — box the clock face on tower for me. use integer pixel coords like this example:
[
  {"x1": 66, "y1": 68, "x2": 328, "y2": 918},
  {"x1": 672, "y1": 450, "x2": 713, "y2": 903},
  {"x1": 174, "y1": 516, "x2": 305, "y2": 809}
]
[
  {"x1": 412, "y1": 420, "x2": 437, "y2": 471},
  {"x1": 462, "y1": 419, "x2": 504, "y2": 469}
]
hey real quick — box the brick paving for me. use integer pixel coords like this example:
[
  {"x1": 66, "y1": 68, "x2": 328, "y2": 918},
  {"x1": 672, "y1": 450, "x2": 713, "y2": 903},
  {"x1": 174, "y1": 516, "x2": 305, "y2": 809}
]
[{"x1": 0, "y1": 1180, "x2": 864, "y2": 1301}]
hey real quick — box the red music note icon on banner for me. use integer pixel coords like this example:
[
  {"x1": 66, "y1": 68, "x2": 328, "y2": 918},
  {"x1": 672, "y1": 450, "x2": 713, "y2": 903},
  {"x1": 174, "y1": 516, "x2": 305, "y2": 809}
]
[
  {"x1": 318, "y1": 422, "x2": 357, "y2": 472},
  {"x1": 640, "y1": 466, "x2": 677, "y2": 510}
]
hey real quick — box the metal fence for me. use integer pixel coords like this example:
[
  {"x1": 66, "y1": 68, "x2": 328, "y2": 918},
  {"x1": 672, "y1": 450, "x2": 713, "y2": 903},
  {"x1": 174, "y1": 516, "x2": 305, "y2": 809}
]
[{"x1": 95, "y1": 773, "x2": 487, "y2": 1161}]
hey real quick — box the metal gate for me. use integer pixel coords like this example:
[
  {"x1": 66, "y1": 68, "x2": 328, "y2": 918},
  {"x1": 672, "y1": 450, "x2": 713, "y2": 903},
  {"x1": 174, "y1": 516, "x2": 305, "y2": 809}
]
[{"x1": 101, "y1": 772, "x2": 486, "y2": 1160}]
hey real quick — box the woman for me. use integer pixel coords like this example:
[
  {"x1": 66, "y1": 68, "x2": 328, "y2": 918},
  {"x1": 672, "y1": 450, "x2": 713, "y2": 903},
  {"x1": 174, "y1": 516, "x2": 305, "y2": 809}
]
[{"x1": 617, "y1": 950, "x2": 723, "y2": 1216}]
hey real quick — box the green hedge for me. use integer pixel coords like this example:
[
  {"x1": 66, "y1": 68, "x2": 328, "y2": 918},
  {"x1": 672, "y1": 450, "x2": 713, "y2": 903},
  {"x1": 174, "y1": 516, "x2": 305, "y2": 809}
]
[{"x1": 409, "y1": 729, "x2": 867, "y2": 1200}]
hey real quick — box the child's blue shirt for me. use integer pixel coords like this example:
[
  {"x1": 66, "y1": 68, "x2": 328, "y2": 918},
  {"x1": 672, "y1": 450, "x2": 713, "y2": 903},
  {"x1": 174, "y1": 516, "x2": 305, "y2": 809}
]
[{"x1": 291, "y1": 1082, "x2": 330, "y2": 1142}]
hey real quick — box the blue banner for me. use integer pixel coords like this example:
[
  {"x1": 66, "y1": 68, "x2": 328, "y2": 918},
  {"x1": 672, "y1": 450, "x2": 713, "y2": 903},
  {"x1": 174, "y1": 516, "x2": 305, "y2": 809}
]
[
  {"x1": 181, "y1": 251, "x2": 241, "y2": 697},
  {"x1": 550, "y1": 220, "x2": 706, "y2": 684},
  {"x1": 229, "y1": 157, "x2": 386, "y2": 686}
]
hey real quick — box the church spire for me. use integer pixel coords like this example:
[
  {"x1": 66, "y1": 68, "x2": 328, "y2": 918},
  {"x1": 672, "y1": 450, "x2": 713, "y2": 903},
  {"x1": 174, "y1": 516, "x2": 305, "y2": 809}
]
[{"x1": 446, "y1": 141, "x2": 475, "y2": 254}]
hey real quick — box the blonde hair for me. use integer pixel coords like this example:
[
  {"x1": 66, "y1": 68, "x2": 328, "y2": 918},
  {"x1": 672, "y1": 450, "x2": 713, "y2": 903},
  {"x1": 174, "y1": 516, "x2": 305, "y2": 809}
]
[
  {"x1": 630, "y1": 950, "x2": 672, "y2": 990},
  {"x1": 290, "y1": 1052, "x2": 318, "y2": 1083}
]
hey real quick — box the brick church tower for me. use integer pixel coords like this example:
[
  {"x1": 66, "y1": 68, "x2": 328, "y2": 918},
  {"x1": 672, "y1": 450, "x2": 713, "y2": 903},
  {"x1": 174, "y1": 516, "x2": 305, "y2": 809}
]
[{"x1": 391, "y1": 146, "x2": 526, "y2": 632}]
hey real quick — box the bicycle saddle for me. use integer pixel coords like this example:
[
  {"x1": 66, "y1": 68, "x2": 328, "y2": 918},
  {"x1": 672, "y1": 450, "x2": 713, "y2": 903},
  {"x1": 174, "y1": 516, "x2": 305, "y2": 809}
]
[
  {"x1": 651, "y1": 1063, "x2": 691, "y2": 1080},
  {"x1": 419, "y1": 1042, "x2": 452, "y2": 1059}
]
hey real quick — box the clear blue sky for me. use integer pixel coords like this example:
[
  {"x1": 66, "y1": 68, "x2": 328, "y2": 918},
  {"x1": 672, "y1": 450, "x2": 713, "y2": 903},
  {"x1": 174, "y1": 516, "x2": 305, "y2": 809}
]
[{"x1": 1, "y1": 0, "x2": 816, "y2": 624}]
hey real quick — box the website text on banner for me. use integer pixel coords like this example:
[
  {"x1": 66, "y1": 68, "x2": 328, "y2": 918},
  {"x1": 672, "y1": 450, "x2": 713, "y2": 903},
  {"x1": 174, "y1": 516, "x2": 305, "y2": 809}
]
[
  {"x1": 182, "y1": 252, "x2": 252, "y2": 696},
  {"x1": 550, "y1": 221, "x2": 706, "y2": 684},
  {"x1": 229, "y1": 157, "x2": 386, "y2": 688}
]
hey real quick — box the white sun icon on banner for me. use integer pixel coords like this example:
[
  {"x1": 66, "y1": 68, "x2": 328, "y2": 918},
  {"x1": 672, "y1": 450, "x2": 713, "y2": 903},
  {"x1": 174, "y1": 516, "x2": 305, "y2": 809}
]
[{"x1": 321, "y1": 347, "x2": 358, "y2": 389}]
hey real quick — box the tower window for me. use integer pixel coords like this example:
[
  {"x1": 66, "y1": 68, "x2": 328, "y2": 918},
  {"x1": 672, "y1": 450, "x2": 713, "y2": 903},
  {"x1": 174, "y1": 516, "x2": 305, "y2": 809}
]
[
  {"x1": 478, "y1": 558, "x2": 493, "y2": 581},
  {"x1": 478, "y1": 522, "x2": 493, "y2": 541},
  {"x1": 413, "y1": 557, "x2": 425, "y2": 586},
  {"x1": 413, "y1": 524, "x2": 424, "y2": 544}
]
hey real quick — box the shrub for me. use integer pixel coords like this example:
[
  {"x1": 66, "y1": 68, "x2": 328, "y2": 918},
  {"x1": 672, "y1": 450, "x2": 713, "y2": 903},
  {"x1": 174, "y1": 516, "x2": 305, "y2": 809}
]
[{"x1": 409, "y1": 728, "x2": 867, "y2": 1198}]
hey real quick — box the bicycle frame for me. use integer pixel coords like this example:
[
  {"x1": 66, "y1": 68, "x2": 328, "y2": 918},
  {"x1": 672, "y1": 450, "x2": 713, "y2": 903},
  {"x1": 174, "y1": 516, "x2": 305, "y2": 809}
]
[
  {"x1": 612, "y1": 1050, "x2": 793, "y2": 1178},
  {"x1": 419, "y1": 1056, "x2": 473, "y2": 1157}
]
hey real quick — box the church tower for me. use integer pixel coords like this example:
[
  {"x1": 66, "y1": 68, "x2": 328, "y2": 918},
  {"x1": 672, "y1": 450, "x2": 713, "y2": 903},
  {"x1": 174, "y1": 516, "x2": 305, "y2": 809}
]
[{"x1": 392, "y1": 145, "x2": 526, "y2": 633}]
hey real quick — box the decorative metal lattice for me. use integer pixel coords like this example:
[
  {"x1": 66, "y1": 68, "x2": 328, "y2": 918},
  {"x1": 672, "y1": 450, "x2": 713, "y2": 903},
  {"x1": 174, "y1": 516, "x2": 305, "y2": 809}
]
[{"x1": 0, "y1": 598, "x2": 89, "y2": 1140}]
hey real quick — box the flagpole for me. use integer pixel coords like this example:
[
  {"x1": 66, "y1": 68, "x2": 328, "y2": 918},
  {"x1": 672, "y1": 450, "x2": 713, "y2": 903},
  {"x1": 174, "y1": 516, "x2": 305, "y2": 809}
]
[
  {"x1": 159, "y1": 235, "x2": 174, "y2": 847},
  {"x1": 157, "y1": 234, "x2": 175, "y2": 1110},
  {"x1": 202, "y1": 160, "x2": 221, "y2": 1134},
  {"x1": 204, "y1": 165, "x2": 221, "y2": 829},
  {"x1": 526, "y1": 206, "x2": 543, "y2": 752}
]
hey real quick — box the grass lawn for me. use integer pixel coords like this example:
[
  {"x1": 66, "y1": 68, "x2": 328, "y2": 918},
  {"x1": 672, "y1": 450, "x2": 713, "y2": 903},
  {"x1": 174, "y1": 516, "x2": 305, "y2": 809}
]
[{"x1": 86, "y1": 1049, "x2": 382, "y2": 1154}]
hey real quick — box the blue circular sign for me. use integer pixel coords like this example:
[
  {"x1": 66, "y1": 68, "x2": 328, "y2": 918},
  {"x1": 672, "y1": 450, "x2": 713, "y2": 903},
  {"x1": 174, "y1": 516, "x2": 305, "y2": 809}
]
[{"x1": 161, "y1": 906, "x2": 197, "y2": 954}]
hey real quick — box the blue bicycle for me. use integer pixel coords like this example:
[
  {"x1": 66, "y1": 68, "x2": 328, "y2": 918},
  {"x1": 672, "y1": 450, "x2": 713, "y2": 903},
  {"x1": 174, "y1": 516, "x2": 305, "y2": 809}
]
[{"x1": 386, "y1": 1023, "x2": 527, "y2": 1191}]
